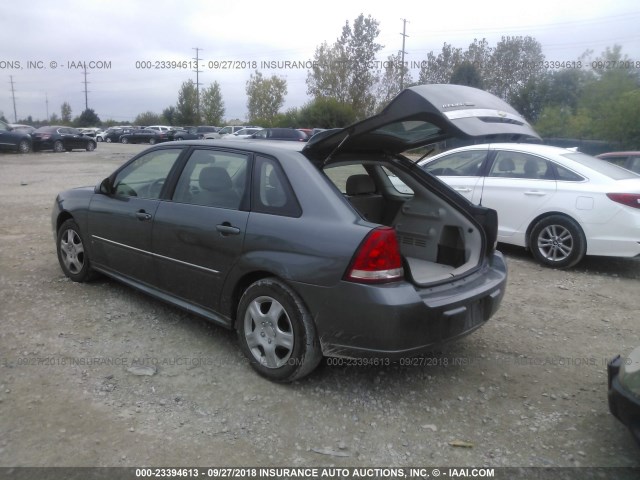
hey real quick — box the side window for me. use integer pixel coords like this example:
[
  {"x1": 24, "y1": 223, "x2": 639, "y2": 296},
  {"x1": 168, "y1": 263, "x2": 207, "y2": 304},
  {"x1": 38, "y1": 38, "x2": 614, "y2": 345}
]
[
  {"x1": 324, "y1": 164, "x2": 369, "y2": 194},
  {"x1": 252, "y1": 156, "x2": 301, "y2": 217},
  {"x1": 554, "y1": 163, "x2": 584, "y2": 182},
  {"x1": 172, "y1": 149, "x2": 249, "y2": 209},
  {"x1": 628, "y1": 157, "x2": 640, "y2": 173},
  {"x1": 423, "y1": 150, "x2": 486, "y2": 177},
  {"x1": 252, "y1": 129, "x2": 267, "y2": 139},
  {"x1": 113, "y1": 148, "x2": 182, "y2": 199},
  {"x1": 489, "y1": 151, "x2": 550, "y2": 179}
]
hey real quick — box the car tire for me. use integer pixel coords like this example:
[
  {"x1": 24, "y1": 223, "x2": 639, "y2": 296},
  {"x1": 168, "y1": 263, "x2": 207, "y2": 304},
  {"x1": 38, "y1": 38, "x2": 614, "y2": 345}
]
[
  {"x1": 106, "y1": 138, "x2": 112, "y2": 143},
  {"x1": 86, "y1": 142, "x2": 96, "y2": 152},
  {"x1": 17, "y1": 139, "x2": 31, "y2": 154},
  {"x1": 121, "y1": 137, "x2": 129, "y2": 144},
  {"x1": 237, "y1": 278, "x2": 322, "y2": 382},
  {"x1": 96, "y1": 137, "x2": 103, "y2": 142},
  {"x1": 53, "y1": 140, "x2": 64, "y2": 153},
  {"x1": 529, "y1": 215, "x2": 586, "y2": 268},
  {"x1": 149, "y1": 138, "x2": 156, "y2": 145},
  {"x1": 56, "y1": 219, "x2": 94, "y2": 282}
]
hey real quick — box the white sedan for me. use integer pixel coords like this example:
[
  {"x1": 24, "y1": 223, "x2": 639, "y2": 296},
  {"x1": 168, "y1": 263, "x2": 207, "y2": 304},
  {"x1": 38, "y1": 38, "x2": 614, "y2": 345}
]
[{"x1": 409, "y1": 143, "x2": 640, "y2": 268}]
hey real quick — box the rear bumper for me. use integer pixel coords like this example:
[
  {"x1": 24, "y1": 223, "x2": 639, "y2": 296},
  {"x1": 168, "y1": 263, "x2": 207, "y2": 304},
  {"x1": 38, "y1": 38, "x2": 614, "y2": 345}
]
[
  {"x1": 608, "y1": 355, "x2": 640, "y2": 446},
  {"x1": 295, "y1": 252, "x2": 507, "y2": 358}
]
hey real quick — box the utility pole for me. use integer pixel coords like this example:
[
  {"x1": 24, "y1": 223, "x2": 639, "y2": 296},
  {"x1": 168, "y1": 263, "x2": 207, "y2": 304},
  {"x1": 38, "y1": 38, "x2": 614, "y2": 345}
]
[
  {"x1": 82, "y1": 66, "x2": 90, "y2": 111},
  {"x1": 399, "y1": 19, "x2": 409, "y2": 91},
  {"x1": 192, "y1": 47, "x2": 203, "y2": 123},
  {"x1": 9, "y1": 75, "x2": 17, "y2": 122},
  {"x1": 45, "y1": 92, "x2": 49, "y2": 121}
]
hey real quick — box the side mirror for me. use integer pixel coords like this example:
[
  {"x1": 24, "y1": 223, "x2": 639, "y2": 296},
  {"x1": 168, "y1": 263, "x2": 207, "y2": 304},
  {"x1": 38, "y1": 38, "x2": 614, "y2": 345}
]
[{"x1": 97, "y1": 177, "x2": 113, "y2": 195}]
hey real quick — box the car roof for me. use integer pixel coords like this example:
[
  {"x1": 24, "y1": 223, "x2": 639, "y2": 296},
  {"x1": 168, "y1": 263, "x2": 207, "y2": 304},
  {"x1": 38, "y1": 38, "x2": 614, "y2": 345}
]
[{"x1": 166, "y1": 139, "x2": 305, "y2": 156}]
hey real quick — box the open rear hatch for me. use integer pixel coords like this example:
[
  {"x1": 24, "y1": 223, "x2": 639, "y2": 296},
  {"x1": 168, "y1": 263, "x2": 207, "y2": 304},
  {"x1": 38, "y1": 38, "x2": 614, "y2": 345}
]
[{"x1": 305, "y1": 84, "x2": 539, "y2": 285}]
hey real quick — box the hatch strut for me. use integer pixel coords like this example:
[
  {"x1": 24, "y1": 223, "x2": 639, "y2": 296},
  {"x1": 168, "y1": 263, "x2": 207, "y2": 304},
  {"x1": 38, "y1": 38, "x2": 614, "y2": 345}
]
[
  {"x1": 414, "y1": 147, "x2": 435, "y2": 163},
  {"x1": 323, "y1": 131, "x2": 351, "y2": 166}
]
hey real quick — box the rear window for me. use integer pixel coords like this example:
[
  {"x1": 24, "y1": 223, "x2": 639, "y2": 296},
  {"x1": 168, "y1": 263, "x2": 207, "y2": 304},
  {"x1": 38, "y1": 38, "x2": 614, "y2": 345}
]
[
  {"x1": 372, "y1": 120, "x2": 442, "y2": 143},
  {"x1": 562, "y1": 152, "x2": 640, "y2": 180}
]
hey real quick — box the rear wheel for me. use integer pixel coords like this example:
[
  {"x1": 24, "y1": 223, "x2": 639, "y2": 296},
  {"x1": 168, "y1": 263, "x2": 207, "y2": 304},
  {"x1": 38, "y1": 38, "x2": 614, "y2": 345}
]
[
  {"x1": 56, "y1": 219, "x2": 93, "y2": 282},
  {"x1": 121, "y1": 137, "x2": 129, "y2": 144},
  {"x1": 17, "y1": 139, "x2": 31, "y2": 153},
  {"x1": 106, "y1": 137, "x2": 112, "y2": 143},
  {"x1": 529, "y1": 215, "x2": 586, "y2": 268},
  {"x1": 53, "y1": 140, "x2": 64, "y2": 152},
  {"x1": 237, "y1": 278, "x2": 322, "y2": 382},
  {"x1": 86, "y1": 141, "x2": 96, "y2": 152},
  {"x1": 149, "y1": 138, "x2": 157, "y2": 145}
]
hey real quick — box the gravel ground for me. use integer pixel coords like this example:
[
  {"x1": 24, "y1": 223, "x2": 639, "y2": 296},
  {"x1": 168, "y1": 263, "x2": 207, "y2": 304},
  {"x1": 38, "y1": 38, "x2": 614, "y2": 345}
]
[{"x1": 0, "y1": 143, "x2": 639, "y2": 469}]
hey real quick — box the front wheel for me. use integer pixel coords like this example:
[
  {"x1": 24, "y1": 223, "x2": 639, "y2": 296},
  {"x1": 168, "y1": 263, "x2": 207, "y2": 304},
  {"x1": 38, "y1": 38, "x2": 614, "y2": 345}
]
[
  {"x1": 106, "y1": 137, "x2": 112, "y2": 143},
  {"x1": 237, "y1": 278, "x2": 322, "y2": 382},
  {"x1": 86, "y1": 141, "x2": 96, "y2": 151},
  {"x1": 149, "y1": 138, "x2": 156, "y2": 145},
  {"x1": 529, "y1": 215, "x2": 586, "y2": 268},
  {"x1": 56, "y1": 219, "x2": 94, "y2": 282},
  {"x1": 121, "y1": 137, "x2": 129, "y2": 144}
]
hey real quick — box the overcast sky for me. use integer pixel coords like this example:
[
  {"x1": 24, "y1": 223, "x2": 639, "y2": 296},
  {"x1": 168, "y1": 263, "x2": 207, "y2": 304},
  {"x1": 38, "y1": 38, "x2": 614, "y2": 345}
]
[{"x1": 1, "y1": 0, "x2": 639, "y2": 124}]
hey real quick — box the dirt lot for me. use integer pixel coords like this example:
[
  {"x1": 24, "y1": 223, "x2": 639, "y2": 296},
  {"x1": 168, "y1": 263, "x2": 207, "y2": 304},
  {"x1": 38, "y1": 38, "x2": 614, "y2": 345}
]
[{"x1": 0, "y1": 143, "x2": 639, "y2": 469}]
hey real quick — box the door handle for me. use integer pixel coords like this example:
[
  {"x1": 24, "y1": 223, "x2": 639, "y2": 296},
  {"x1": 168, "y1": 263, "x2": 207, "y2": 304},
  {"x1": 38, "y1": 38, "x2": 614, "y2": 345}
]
[
  {"x1": 216, "y1": 223, "x2": 240, "y2": 235},
  {"x1": 524, "y1": 191, "x2": 547, "y2": 196},
  {"x1": 135, "y1": 210, "x2": 152, "y2": 221},
  {"x1": 453, "y1": 187, "x2": 472, "y2": 193}
]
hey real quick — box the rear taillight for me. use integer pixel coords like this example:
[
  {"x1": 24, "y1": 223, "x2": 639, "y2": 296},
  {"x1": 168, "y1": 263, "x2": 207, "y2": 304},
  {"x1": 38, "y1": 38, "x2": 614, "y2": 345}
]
[
  {"x1": 345, "y1": 227, "x2": 403, "y2": 283},
  {"x1": 607, "y1": 193, "x2": 640, "y2": 209}
]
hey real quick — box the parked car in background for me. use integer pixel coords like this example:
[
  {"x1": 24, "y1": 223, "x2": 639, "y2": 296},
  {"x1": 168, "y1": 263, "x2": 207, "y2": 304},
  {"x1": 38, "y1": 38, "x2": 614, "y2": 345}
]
[
  {"x1": 147, "y1": 125, "x2": 172, "y2": 134},
  {"x1": 119, "y1": 128, "x2": 169, "y2": 144},
  {"x1": 51, "y1": 84, "x2": 541, "y2": 381},
  {"x1": 597, "y1": 151, "x2": 640, "y2": 175},
  {"x1": 95, "y1": 130, "x2": 106, "y2": 142},
  {"x1": 32, "y1": 126, "x2": 96, "y2": 152},
  {"x1": 249, "y1": 128, "x2": 308, "y2": 141},
  {"x1": 226, "y1": 127, "x2": 263, "y2": 139},
  {"x1": 78, "y1": 127, "x2": 100, "y2": 137},
  {"x1": 0, "y1": 120, "x2": 32, "y2": 153},
  {"x1": 408, "y1": 143, "x2": 640, "y2": 268},
  {"x1": 172, "y1": 126, "x2": 219, "y2": 140},
  {"x1": 9, "y1": 124, "x2": 36, "y2": 135},
  {"x1": 205, "y1": 125, "x2": 246, "y2": 139},
  {"x1": 102, "y1": 127, "x2": 134, "y2": 143},
  {"x1": 608, "y1": 346, "x2": 640, "y2": 446}
]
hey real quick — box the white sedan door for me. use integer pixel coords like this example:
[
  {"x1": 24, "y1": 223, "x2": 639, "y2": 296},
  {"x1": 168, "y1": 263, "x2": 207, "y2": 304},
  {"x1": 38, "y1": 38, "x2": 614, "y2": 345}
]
[{"x1": 477, "y1": 150, "x2": 557, "y2": 242}]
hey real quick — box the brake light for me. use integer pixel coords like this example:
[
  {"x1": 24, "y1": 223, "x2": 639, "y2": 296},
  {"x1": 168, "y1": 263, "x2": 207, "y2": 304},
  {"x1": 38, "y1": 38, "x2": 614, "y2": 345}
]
[
  {"x1": 607, "y1": 193, "x2": 640, "y2": 209},
  {"x1": 345, "y1": 227, "x2": 403, "y2": 283}
]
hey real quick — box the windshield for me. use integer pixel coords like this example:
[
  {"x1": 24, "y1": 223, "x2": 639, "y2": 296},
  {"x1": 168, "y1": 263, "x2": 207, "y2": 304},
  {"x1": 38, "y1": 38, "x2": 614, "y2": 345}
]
[{"x1": 562, "y1": 152, "x2": 640, "y2": 180}]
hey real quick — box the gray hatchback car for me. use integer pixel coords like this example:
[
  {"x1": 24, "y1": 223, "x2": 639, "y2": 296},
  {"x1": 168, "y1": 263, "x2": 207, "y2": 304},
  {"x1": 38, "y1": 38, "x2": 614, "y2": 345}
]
[{"x1": 53, "y1": 84, "x2": 540, "y2": 382}]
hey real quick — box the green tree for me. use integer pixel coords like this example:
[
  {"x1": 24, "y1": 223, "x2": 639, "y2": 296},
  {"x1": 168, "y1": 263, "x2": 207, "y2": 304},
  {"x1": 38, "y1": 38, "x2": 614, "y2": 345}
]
[
  {"x1": 135, "y1": 111, "x2": 166, "y2": 126},
  {"x1": 49, "y1": 112, "x2": 59, "y2": 124},
  {"x1": 246, "y1": 71, "x2": 287, "y2": 126},
  {"x1": 200, "y1": 81, "x2": 225, "y2": 125},
  {"x1": 162, "y1": 106, "x2": 177, "y2": 126},
  {"x1": 176, "y1": 80, "x2": 199, "y2": 125},
  {"x1": 307, "y1": 14, "x2": 383, "y2": 119},
  {"x1": 418, "y1": 43, "x2": 463, "y2": 85},
  {"x1": 76, "y1": 109, "x2": 101, "y2": 127},
  {"x1": 61, "y1": 102, "x2": 72, "y2": 124},
  {"x1": 450, "y1": 61, "x2": 483, "y2": 88},
  {"x1": 297, "y1": 97, "x2": 356, "y2": 128},
  {"x1": 486, "y1": 36, "x2": 545, "y2": 102},
  {"x1": 376, "y1": 52, "x2": 414, "y2": 111}
]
